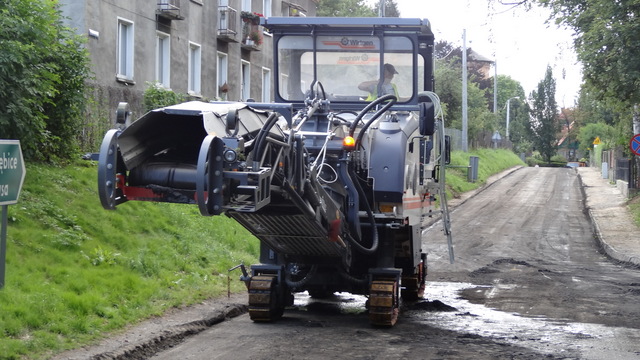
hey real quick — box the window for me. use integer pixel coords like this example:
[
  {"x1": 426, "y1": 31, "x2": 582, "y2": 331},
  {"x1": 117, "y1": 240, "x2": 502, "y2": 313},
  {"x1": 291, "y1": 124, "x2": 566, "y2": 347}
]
[
  {"x1": 242, "y1": 0, "x2": 251, "y2": 12},
  {"x1": 241, "y1": 60, "x2": 251, "y2": 101},
  {"x1": 188, "y1": 42, "x2": 202, "y2": 95},
  {"x1": 262, "y1": 0, "x2": 271, "y2": 18},
  {"x1": 116, "y1": 18, "x2": 134, "y2": 81},
  {"x1": 217, "y1": 52, "x2": 229, "y2": 99},
  {"x1": 277, "y1": 35, "x2": 415, "y2": 102},
  {"x1": 262, "y1": 67, "x2": 271, "y2": 102},
  {"x1": 156, "y1": 31, "x2": 170, "y2": 88}
]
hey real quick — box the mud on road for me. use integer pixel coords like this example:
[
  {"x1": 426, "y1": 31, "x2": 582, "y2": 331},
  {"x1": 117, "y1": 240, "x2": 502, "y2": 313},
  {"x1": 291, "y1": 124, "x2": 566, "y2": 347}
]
[{"x1": 55, "y1": 167, "x2": 640, "y2": 359}]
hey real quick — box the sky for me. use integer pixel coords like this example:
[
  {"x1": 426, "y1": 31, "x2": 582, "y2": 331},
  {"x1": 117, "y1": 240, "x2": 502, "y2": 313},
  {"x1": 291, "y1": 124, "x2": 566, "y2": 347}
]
[{"x1": 368, "y1": 0, "x2": 582, "y2": 108}]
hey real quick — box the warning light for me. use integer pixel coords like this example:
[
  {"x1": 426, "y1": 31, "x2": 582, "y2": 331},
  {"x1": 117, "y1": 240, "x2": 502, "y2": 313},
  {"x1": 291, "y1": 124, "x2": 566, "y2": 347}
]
[{"x1": 343, "y1": 136, "x2": 356, "y2": 150}]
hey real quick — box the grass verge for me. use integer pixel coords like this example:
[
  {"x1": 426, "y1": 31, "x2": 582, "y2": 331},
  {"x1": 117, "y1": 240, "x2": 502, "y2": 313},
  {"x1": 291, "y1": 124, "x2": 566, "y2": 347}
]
[
  {"x1": 444, "y1": 148, "x2": 525, "y2": 200},
  {"x1": 1, "y1": 161, "x2": 259, "y2": 360}
]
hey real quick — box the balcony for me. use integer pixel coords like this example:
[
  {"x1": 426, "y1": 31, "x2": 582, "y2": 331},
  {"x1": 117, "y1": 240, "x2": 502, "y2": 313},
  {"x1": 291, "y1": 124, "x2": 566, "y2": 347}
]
[
  {"x1": 218, "y1": 6, "x2": 238, "y2": 42},
  {"x1": 241, "y1": 26, "x2": 262, "y2": 51},
  {"x1": 240, "y1": 12, "x2": 263, "y2": 51},
  {"x1": 157, "y1": 0, "x2": 184, "y2": 20}
]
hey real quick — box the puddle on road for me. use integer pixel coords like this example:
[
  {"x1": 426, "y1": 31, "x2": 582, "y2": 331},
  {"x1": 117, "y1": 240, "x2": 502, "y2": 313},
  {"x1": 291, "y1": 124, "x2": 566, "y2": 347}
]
[
  {"x1": 412, "y1": 282, "x2": 640, "y2": 359},
  {"x1": 289, "y1": 282, "x2": 640, "y2": 358},
  {"x1": 293, "y1": 292, "x2": 368, "y2": 316}
]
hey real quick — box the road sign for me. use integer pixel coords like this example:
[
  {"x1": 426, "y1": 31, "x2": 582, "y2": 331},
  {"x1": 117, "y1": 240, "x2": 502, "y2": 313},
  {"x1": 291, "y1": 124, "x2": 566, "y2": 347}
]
[
  {"x1": 631, "y1": 134, "x2": 640, "y2": 156},
  {"x1": 0, "y1": 140, "x2": 26, "y2": 206},
  {"x1": 593, "y1": 136, "x2": 601, "y2": 145}
]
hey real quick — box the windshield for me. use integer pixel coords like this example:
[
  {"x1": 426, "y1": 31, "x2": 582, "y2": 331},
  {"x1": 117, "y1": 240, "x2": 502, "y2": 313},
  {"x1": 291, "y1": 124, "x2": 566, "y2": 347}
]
[{"x1": 277, "y1": 35, "x2": 421, "y2": 103}]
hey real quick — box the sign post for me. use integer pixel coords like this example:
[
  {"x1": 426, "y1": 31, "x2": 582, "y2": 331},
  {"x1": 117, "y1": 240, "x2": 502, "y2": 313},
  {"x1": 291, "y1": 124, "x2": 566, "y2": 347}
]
[
  {"x1": 630, "y1": 134, "x2": 640, "y2": 157},
  {"x1": 0, "y1": 140, "x2": 26, "y2": 289}
]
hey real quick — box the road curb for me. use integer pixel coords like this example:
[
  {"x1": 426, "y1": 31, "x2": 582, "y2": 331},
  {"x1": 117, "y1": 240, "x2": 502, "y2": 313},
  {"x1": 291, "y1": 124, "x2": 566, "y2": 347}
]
[
  {"x1": 576, "y1": 169, "x2": 640, "y2": 268},
  {"x1": 91, "y1": 304, "x2": 249, "y2": 360},
  {"x1": 586, "y1": 207, "x2": 640, "y2": 267}
]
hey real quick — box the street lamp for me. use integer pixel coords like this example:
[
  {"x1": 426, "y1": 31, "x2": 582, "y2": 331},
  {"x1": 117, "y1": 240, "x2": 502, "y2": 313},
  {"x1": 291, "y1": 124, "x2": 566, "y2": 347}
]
[{"x1": 505, "y1": 96, "x2": 520, "y2": 140}]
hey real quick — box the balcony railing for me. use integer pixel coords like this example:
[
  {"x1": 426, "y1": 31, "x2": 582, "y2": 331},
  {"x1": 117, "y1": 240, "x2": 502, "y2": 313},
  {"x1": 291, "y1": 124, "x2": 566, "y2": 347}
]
[
  {"x1": 157, "y1": 0, "x2": 184, "y2": 20},
  {"x1": 218, "y1": 6, "x2": 238, "y2": 42}
]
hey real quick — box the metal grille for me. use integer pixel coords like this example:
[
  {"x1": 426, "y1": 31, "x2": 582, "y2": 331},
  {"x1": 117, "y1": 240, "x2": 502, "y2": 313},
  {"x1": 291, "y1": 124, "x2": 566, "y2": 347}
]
[{"x1": 229, "y1": 211, "x2": 342, "y2": 257}]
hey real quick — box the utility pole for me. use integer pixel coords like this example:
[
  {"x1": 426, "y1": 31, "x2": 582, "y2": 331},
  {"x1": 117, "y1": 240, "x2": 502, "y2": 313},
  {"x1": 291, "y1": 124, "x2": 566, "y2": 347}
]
[
  {"x1": 379, "y1": 0, "x2": 385, "y2": 17},
  {"x1": 493, "y1": 60, "x2": 498, "y2": 114},
  {"x1": 462, "y1": 29, "x2": 468, "y2": 152},
  {"x1": 505, "y1": 96, "x2": 519, "y2": 140}
]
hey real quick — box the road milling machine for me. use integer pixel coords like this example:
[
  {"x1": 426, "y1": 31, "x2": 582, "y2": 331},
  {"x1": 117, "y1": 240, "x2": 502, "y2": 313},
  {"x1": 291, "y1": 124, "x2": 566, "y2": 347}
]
[{"x1": 98, "y1": 17, "x2": 453, "y2": 327}]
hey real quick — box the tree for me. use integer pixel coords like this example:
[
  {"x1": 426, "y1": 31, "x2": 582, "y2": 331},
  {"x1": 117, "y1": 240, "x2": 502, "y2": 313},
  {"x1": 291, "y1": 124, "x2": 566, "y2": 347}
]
[
  {"x1": 537, "y1": 0, "x2": 640, "y2": 105},
  {"x1": 530, "y1": 65, "x2": 559, "y2": 163},
  {"x1": 0, "y1": 0, "x2": 90, "y2": 162},
  {"x1": 374, "y1": 0, "x2": 401, "y2": 17},
  {"x1": 577, "y1": 122, "x2": 616, "y2": 153},
  {"x1": 316, "y1": 0, "x2": 376, "y2": 17},
  {"x1": 494, "y1": 75, "x2": 530, "y2": 152},
  {"x1": 434, "y1": 55, "x2": 494, "y2": 138}
]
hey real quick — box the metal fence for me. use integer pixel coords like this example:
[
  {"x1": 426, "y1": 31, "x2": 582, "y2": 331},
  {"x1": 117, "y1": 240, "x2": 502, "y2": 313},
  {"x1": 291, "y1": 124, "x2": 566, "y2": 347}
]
[
  {"x1": 599, "y1": 149, "x2": 639, "y2": 191},
  {"x1": 444, "y1": 128, "x2": 513, "y2": 151}
]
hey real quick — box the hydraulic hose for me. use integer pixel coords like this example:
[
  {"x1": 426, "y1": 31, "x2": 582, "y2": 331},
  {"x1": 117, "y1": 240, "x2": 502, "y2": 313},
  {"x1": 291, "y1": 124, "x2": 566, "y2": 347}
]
[
  {"x1": 354, "y1": 97, "x2": 396, "y2": 149},
  {"x1": 344, "y1": 166, "x2": 379, "y2": 255},
  {"x1": 252, "y1": 112, "x2": 279, "y2": 170},
  {"x1": 285, "y1": 264, "x2": 318, "y2": 289},
  {"x1": 348, "y1": 94, "x2": 397, "y2": 137}
]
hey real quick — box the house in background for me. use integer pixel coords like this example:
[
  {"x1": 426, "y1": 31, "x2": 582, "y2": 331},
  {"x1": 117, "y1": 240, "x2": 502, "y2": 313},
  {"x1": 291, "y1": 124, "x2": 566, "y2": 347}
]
[
  {"x1": 59, "y1": 0, "x2": 317, "y2": 121},
  {"x1": 467, "y1": 49, "x2": 493, "y2": 80}
]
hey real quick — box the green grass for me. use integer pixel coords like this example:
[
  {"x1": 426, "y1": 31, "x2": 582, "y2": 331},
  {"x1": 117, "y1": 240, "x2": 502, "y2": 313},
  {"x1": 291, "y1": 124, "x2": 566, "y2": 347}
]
[
  {"x1": 444, "y1": 148, "x2": 525, "y2": 200},
  {"x1": 1, "y1": 162, "x2": 259, "y2": 360}
]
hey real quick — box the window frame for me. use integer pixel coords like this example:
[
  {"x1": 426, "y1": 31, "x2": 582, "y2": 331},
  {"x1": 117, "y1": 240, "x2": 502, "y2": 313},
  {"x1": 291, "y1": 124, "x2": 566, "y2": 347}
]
[
  {"x1": 217, "y1": 51, "x2": 229, "y2": 99},
  {"x1": 188, "y1": 41, "x2": 202, "y2": 95},
  {"x1": 116, "y1": 17, "x2": 134, "y2": 82},
  {"x1": 241, "y1": 60, "x2": 251, "y2": 101},
  {"x1": 242, "y1": 0, "x2": 251, "y2": 12},
  {"x1": 262, "y1": 0, "x2": 272, "y2": 18},
  {"x1": 262, "y1": 67, "x2": 271, "y2": 102},
  {"x1": 156, "y1": 31, "x2": 171, "y2": 88}
]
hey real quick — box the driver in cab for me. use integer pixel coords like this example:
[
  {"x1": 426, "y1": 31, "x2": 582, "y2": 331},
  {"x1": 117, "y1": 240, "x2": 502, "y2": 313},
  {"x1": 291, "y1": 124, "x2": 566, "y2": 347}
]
[{"x1": 358, "y1": 63, "x2": 399, "y2": 101}]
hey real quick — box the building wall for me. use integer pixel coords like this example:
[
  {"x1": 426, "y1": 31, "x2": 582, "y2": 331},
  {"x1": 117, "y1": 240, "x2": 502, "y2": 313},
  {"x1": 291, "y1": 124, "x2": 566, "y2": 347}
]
[{"x1": 59, "y1": 0, "x2": 318, "y2": 121}]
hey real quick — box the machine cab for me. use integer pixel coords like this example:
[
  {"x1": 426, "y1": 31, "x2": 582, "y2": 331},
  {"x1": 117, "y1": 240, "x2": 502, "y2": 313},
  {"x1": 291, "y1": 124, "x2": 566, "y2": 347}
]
[{"x1": 262, "y1": 17, "x2": 435, "y2": 110}]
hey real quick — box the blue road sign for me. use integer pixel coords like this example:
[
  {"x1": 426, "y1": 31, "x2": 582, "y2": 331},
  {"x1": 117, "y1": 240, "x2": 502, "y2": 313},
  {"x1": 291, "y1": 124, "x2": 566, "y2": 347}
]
[{"x1": 631, "y1": 134, "x2": 640, "y2": 156}]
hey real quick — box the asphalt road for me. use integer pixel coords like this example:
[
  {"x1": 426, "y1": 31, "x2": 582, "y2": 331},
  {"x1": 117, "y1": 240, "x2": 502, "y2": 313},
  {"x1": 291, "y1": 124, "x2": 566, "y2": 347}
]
[{"x1": 56, "y1": 167, "x2": 640, "y2": 359}]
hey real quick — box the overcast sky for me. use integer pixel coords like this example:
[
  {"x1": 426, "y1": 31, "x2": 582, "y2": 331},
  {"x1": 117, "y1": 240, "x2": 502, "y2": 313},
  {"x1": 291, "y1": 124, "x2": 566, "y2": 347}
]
[{"x1": 368, "y1": 0, "x2": 582, "y2": 107}]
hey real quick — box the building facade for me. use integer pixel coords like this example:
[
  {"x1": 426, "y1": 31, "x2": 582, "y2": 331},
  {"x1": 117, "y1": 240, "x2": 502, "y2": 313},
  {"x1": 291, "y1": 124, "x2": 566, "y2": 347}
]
[{"x1": 59, "y1": 0, "x2": 317, "y2": 120}]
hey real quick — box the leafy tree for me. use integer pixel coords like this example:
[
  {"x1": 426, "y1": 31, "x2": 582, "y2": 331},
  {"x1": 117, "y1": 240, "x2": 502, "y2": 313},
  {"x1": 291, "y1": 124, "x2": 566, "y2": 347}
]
[
  {"x1": 434, "y1": 56, "x2": 494, "y2": 138},
  {"x1": 316, "y1": 0, "x2": 376, "y2": 17},
  {"x1": 373, "y1": 0, "x2": 401, "y2": 17},
  {"x1": 530, "y1": 65, "x2": 559, "y2": 163},
  {"x1": 493, "y1": 75, "x2": 530, "y2": 152},
  {"x1": 577, "y1": 122, "x2": 616, "y2": 153},
  {"x1": 537, "y1": 0, "x2": 640, "y2": 105},
  {"x1": 0, "y1": 0, "x2": 90, "y2": 162}
]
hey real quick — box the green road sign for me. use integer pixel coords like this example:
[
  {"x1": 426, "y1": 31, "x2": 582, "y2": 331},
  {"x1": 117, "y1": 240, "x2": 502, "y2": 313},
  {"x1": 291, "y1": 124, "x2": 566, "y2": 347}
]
[{"x1": 0, "y1": 140, "x2": 26, "y2": 206}]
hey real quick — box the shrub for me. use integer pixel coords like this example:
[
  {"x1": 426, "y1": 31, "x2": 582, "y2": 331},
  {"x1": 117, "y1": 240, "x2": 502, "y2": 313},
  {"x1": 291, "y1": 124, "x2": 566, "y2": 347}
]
[
  {"x1": 143, "y1": 82, "x2": 186, "y2": 112},
  {"x1": 0, "y1": 0, "x2": 91, "y2": 162}
]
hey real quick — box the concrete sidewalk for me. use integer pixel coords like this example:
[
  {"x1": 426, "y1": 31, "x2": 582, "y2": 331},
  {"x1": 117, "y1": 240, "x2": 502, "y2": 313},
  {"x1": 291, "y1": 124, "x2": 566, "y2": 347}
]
[{"x1": 577, "y1": 166, "x2": 640, "y2": 267}]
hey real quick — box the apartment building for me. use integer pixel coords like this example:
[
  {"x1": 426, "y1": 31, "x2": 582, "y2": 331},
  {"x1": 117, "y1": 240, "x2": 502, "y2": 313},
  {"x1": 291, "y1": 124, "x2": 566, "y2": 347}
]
[{"x1": 59, "y1": 0, "x2": 317, "y2": 118}]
